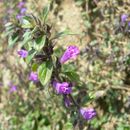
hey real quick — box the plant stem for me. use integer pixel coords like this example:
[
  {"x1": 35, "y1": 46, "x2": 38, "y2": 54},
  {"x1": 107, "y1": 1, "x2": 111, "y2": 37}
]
[{"x1": 69, "y1": 94, "x2": 80, "y2": 109}]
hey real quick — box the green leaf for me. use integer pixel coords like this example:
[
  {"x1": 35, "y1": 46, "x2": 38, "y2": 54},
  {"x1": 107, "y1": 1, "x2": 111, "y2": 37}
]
[
  {"x1": 38, "y1": 60, "x2": 53, "y2": 86},
  {"x1": 5, "y1": 22, "x2": 15, "y2": 36},
  {"x1": 26, "y1": 49, "x2": 36, "y2": 63},
  {"x1": 113, "y1": 46, "x2": 120, "y2": 52},
  {"x1": 64, "y1": 122, "x2": 73, "y2": 130},
  {"x1": 8, "y1": 34, "x2": 19, "y2": 47},
  {"x1": 22, "y1": 31, "x2": 32, "y2": 46},
  {"x1": 53, "y1": 29, "x2": 78, "y2": 39},
  {"x1": 117, "y1": 126, "x2": 125, "y2": 130},
  {"x1": 75, "y1": 0, "x2": 85, "y2": 6},
  {"x1": 54, "y1": 47, "x2": 63, "y2": 57},
  {"x1": 64, "y1": 71, "x2": 80, "y2": 82},
  {"x1": 90, "y1": 40, "x2": 98, "y2": 46},
  {"x1": 32, "y1": 63, "x2": 39, "y2": 71},
  {"x1": 62, "y1": 64, "x2": 76, "y2": 72},
  {"x1": 84, "y1": 20, "x2": 91, "y2": 28},
  {"x1": 22, "y1": 16, "x2": 34, "y2": 28},
  {"x1": 42, "y1": 5, "x2": 50, "y2": 23},
  {"x1": 5, "y1": 22, "x2": 13, "y2": 27},
  {"x1": 34, "y1": 35, "x2": 46, "y2": 51}
]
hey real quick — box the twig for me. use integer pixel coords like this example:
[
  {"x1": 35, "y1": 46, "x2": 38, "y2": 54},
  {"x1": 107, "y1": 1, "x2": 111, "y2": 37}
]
[{"x1": 111, "y1": 85, "x2": 130, "y2": 91}]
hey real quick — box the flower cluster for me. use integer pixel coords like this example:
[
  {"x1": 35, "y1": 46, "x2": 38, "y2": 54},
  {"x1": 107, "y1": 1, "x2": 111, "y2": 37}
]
[
  {"x1": 17, "y1": 42, "x2": 96, "y2": 121},
  {"x1": 52, "y1": 45, "x2": 80, "y2": 94},
  {"x1": 16, "y1": 1, "x2": 27, "y2": 20},
  {"x1": 53, "y1": 45, "x2": 96, "y2": 120}
]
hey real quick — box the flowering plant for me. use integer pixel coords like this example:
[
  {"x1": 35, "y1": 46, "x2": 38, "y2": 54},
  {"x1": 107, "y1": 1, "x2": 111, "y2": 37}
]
[
  {"x1": 2, "y1": 0, "x2": 130, "y2": 130},
  {"x1": 4, "y1": 1, "x2": 97, "y2": 129}
]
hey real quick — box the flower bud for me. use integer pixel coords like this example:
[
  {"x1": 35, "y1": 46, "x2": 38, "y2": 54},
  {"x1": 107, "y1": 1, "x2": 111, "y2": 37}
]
[{"x1": 64, "y1": 96, "x2": 71, "y2": 108}]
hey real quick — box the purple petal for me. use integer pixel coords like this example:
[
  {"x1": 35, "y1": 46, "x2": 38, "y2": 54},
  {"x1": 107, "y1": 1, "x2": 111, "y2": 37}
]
[
  {"x1": 20, "y1": 8, "x2": 27, "y2": 14},
  {"x1": 80, "y1": 108, "x2": 96, "y2": 120},
  {"x1": 17, "y1": 49, "x2": 28, "y2": 58},
  {"x1": 9, "y1": 85, "x2": 17, "y2": 93},
  {"x1": 64, "y1": 96, "x2": 71, "y2": 107},
  {"x1": 53, "y1": 82, "x2": 61, "y2": 94},
  {"x1": 29, "y1": 72, "x2": 39, "y2": 82},
  {"x1": 121, "y1": 14, "x2": 128, "y2": 24},
  {"x1": 17, "y1": 1, "x2": 25, "y2": 8},
  {"x1": 16, "y1": 14, "x2": 23, "y2": 20},
  {"x1": 53, "y1": 81, "x2": 72, "y2": 94},
  {"x1": 60, "y1": 84, "x2": 72, "y2": 94},
  {"x1": 60, "y1": 45, "x2": 80, "y2": 64}
]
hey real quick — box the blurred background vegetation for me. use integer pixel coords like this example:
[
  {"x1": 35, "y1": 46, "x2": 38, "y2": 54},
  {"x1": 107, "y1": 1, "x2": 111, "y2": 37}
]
[{"x1": 0, "y1": 0, "x2": 130, "y2": 130}]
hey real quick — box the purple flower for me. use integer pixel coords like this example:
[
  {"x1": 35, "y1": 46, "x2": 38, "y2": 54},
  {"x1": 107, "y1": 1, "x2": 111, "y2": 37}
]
[
  {"x1": 29, "y1": 72, "x2": 39, "y2": 82},
  {"x1": 121, "y1": 14, "x2": 128, "y2": 24},
  {"x1": 20, "y1": 7, "x2": 27, "y2": 14},
  {"x1": 17, "y1": 49, "x2": 28, "y2": 58},
  {"x1": 80, "y1": 108, "x2": 96, "y2": 120},
  {"x1": 9, "y1": 85, "x2": 17, "y2": 93},
  {"x1": 16, "y1": 14, "x2": 23, "y2": 20},
  {"x1": 64, "y1": 96, "x2": 71, "y2": 107},
  {"x1": 17, "y1": 1, "x2": 25, "y2": 9},
  {"x1": 17, "y1": 1, "x2": 27, "y2": 20},
  {"x1": 60, "y1": 45, "x2": 80, "y2": 64},
  {"x1": 53, "y1": 81, "x2": 72, "y2": 94}
]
